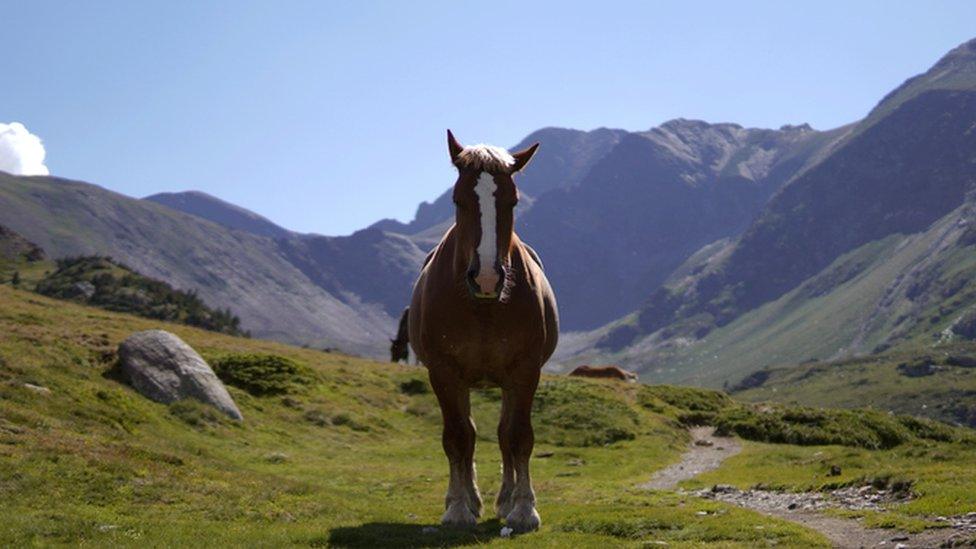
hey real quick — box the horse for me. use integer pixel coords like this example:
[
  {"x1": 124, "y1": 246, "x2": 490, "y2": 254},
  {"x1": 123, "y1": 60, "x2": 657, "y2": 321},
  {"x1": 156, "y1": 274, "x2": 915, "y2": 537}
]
[
  {"x1": 409, "y1": 130, "x2": 558, "y2": 533},
  {"x1": 390, "y1": 307, "x2": 410, "y2": 363},
  {"x1": 568, "y1": 364, "x2": 638, "y2": 382}
]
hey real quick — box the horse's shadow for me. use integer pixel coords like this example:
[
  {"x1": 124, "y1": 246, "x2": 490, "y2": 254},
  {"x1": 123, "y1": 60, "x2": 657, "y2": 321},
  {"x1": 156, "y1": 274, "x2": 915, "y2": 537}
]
[{"x1": 326, "y1": 519, "x2": 504, "y2": 548}]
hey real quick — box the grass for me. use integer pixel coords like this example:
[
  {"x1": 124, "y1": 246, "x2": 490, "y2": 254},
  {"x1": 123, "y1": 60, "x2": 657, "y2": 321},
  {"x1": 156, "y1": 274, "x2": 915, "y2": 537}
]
[
  {"x1": 0, "y1": 285, "x2": 835, "y2": 547},
  {"x1": 684, "y1": 438, "x2": 976, "y2": 523},
  {"x1": 734, "y1": 343, "x2": 976, "y2": 428}
]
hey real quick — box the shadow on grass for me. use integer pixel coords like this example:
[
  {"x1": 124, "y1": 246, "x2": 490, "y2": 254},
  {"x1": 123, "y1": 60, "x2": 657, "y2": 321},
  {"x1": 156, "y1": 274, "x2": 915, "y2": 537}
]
[{"x1": 324, "y1": 519, "x2": 504, "y2": 548}]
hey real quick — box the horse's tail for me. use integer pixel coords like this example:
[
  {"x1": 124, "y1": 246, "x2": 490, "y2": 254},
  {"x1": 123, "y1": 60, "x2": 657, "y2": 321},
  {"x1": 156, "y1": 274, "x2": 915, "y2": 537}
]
[{"x1": 396, "y1": 307, "x2": 410, "y2": 343}]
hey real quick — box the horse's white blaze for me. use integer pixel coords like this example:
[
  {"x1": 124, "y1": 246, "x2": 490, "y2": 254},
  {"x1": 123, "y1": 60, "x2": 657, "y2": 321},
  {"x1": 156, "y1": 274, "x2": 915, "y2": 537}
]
[{"x1": 474, "y1": 171, "x2": 498, "y2": 293}]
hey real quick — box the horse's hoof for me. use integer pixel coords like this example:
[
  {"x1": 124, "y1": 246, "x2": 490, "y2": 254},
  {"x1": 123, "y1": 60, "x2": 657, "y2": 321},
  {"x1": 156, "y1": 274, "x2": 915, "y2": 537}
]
[
  {"x1": 441, "y1": 502, "x2": 478, "y2": 529},
  {"x1": 505, "y1": 502, "x2": 540, "y2": 533}
]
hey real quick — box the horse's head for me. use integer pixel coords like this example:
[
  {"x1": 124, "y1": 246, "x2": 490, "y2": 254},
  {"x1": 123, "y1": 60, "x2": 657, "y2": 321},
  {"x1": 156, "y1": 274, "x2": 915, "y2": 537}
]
[{"x1": 447, "y1": 130, "x2": 538, "y2": 302}]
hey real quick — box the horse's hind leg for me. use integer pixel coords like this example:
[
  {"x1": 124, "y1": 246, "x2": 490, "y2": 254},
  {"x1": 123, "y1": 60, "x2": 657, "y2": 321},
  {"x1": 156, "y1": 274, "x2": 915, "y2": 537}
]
[
  {"x1": 503, "y1": 369, "x2": 542, "y2": 533},
  {"x1": 429, "y1": 366, "x2": 482, "y2": 527}
]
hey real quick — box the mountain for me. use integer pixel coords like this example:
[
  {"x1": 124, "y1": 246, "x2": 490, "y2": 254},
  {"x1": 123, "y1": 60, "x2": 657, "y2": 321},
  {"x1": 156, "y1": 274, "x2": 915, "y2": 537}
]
[
  {"x1": 144, "y1": 190, "x2": 292, "y2": 239},
  {"x1": 519, "y1": 120, "x2": 847, "y2": 329},
  {"x1": 571, "y1": 38, "x2": 976, "y2": 386},
  {"x1": 0, "y1": 173, "x2": 411, "y2": 356},
  {"x1": 144, "y1": 190, "x2": 425, "y2": 319},
  {"x1": 369, "y1": 127, "x2": 628, "y2": 242}
]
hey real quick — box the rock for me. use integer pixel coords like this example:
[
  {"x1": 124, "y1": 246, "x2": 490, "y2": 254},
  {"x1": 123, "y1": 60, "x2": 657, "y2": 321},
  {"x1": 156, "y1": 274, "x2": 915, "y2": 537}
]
[
  {"x1": 694, "y1": 439, "x2": 714, "y2": 447},
  {"x1": 23, "y1": 383, "x2": 51, "y2": 395},
  {"x1": 829, "y1": 465, "x2": 842, "y2": 476},
  {"x1": 500, "y1": 526, "x2": 514, "y2": 538},
  {"x1": 421, "y1": 526, "x2": 438, "y2": 535},
  {"x1": 118, "y1": 330, "x2": 243, "y2": 420},
  {"x1": 69, "y1": 281, "x2": 96, "y2": 300}
]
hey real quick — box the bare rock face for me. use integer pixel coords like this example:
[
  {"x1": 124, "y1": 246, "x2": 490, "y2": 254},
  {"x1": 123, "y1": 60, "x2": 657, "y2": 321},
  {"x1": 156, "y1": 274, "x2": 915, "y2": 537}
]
[{"x1": 118, "y1": 330, "x2": 243, "y2": 420}]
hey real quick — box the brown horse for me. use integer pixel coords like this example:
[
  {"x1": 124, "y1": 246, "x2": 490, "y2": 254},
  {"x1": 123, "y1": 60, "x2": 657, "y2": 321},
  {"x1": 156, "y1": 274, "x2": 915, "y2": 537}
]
[
  {"x1": 409, "y1": 131, "x2": 558, "y2": 533},
  {"x1": 569, "y1": 364, "x2": 638, "y2": 382}
]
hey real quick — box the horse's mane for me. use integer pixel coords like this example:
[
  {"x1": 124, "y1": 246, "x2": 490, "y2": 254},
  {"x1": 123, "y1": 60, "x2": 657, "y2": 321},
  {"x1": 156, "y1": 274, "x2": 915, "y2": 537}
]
[{"x1": 453, "y1": 144, "x2": 515, "y2": 173}]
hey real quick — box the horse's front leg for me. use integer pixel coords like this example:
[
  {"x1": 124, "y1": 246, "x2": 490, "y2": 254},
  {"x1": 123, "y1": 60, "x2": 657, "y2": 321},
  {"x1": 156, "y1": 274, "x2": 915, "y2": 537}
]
[
  {"x1": 495, "y1": 389, "x2": 515, "y2": 518},
  {"x1": 502, "y1": 368, "x2": 541, "y2": 533},
  {"x1": 429, "y1": 365, "x2": 482, "y2": 528}
]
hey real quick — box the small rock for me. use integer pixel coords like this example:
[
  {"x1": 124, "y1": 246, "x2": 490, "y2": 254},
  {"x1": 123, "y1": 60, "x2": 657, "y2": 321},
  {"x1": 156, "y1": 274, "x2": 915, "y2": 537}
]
[
  {"x1": 97, "y1": 524, "x2": 118, "y2": 532},
  {"x1": 23, "y1": 383, "x2": 51, "y2": 395},
  {"x1": 422, "y1": 526, "x2": 438, "y2": 535},
  {"x1": 829, "y1": 465, "x2": 842, "y2": 476},
  {"x1": 69, "y1": 281, "x2": 96, "y2": 299},
  {"x1": 696, "y1": 510, "x2": 709, "y2": 516},
  {"x1": 500, "y1": 526, "x2": 513, "y2": 538},
  {"x1": 787, "y1": 502, "x2": 798, "y2": 510},
  {"x1": 694, "y1": 439, "x2": 714, "y2": 447},
  {"x1": 891, "y1": 536, "x2": 909, "y2": 542},
  {"x1": 536, "y1": 451, "x2": 554, "y2": 458}
]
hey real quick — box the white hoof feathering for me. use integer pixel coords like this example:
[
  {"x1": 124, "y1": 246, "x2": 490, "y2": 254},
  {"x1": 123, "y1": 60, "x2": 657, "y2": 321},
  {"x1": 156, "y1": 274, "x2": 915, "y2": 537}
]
[
  {"x1": 441, "y1": 500, "x2": 478, "y2": 528},
  {"x1": 505, "y1": 502, "x2": 541, "y2": 533}
]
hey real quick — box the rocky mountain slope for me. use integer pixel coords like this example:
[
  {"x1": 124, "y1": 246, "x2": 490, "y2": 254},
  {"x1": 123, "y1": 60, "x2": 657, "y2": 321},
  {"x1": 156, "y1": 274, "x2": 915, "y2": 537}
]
[
  {"x1": 568, "y1": 38, "x2": 976, "y2": 386},
  {"x1": 0, "y1": 173, "x2": 406, "y2": 356},
  {"x1": 518, "y1": 121, "x2": 847, "y2": 329},
  {"x1": 145, "y1": 190, "x2": 292, "y2": 239}
]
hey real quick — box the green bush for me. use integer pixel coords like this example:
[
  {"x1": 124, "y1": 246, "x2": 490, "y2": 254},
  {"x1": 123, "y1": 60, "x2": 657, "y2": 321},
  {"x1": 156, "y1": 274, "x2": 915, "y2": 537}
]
[
  {"x1": 211, "y1": 353, "x2": 313, "y2": 396},
  {"x1": 398, "y1": 378, "x2": 429, "y2": 395},
  {"x1": 35, "y1": 256, "x2": 247, "y2": 336},
  {"x1": 712, "y1": 404, "x2": 966, "y2": 449},
  {"x1": 169, "y1": 399, "x2": 226, "y2": 428}
]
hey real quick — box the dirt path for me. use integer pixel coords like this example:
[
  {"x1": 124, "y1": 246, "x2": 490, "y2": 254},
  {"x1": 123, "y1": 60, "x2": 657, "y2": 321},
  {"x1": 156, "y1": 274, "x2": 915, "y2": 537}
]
[
  {"x1": 639, "y1": 426, "x2": 741, "y2": 490},
  {"x1": 642, "y1": 427, "x2": 970, "y2": 548}
]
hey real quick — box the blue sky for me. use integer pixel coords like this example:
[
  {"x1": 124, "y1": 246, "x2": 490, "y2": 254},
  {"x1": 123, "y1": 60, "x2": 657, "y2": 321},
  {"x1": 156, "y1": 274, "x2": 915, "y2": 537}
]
[{"x1": 3, "y1": 1, "x2": 976, "y2": 235}]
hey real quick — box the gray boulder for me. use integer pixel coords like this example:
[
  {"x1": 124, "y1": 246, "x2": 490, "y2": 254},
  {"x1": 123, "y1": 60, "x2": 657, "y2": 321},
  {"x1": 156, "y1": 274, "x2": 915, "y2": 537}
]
[{"x1": 118, "y1": 330, "x2": 242, "y2": 420}]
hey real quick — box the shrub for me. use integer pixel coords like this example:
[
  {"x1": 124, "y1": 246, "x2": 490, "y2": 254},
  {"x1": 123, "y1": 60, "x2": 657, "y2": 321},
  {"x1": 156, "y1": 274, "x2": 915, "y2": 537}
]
[
  {"x1": 169, "y1": 399, "x2": 225, "y2": 428},
  {"x1": 211, "y1": 353, "x2": 313, "y2": 396},
  {"x1": 712, "y1": 404, "x2": 967, "y2": 449},
  {"x1": 35, "y1": 256, "x2": 247, "y2": 336},
  {"x1": 398, "y1": 378, "x2": 429, "y2": 395}
]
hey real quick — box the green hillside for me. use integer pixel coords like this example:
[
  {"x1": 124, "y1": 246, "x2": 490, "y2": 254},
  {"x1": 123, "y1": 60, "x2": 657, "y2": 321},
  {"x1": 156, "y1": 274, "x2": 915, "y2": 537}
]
[
  {"x1": 35, "y1": 256, "x2": 246, "y2": 336},
  {"x1": 0, "y1": 173, "x2": 410, "y2": 356},
  {"x1": 3, "y1": 285, "x2": 976, "y2": 546}
]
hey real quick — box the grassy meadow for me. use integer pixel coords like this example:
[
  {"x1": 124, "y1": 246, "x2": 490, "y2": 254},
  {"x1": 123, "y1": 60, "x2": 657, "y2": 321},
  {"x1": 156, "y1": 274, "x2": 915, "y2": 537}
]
[{"x1": 1, "y1": 283, "x2": 975, "y2": 546}]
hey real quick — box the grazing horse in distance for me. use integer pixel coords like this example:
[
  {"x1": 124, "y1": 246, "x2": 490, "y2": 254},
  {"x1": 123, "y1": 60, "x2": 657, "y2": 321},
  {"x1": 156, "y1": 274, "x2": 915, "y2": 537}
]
[
  {"x1": 390, "y1": 307, "x2": 410, "y2": 363},
  {"x1": 569, "y1": 364, "x2": 638, "y2": 382},
  {"x1": 409, "y1": 130, "x2": 558, "y2": 533}
]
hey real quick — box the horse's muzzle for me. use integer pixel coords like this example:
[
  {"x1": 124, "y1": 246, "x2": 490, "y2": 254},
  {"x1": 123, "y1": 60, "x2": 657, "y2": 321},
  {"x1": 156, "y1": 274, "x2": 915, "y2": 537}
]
[{"x1": 466, "y1": 263, "x2": 505, "y2": 301}]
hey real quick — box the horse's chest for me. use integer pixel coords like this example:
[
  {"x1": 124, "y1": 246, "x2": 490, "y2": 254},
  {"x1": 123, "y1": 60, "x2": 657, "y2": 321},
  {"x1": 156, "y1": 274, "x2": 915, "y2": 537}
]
[{"x1": 425, "y1": 307, "x2": 538, "y2": 367}]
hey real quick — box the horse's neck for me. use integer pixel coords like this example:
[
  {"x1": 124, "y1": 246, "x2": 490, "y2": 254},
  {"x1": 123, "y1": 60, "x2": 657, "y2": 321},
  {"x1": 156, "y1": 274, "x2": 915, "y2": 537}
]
[{"x1": 441, "y1": 225, "x2": 521, "y2": 275}]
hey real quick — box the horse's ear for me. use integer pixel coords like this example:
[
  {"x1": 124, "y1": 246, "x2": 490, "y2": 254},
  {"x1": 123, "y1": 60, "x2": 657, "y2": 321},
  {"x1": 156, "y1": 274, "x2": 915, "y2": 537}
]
[
  {"x1": 511, "y1": 143, "x2": 540, "y2": 173},
  {"x1": 447, "y1": 129, "x2": 464, "y2": 163}
]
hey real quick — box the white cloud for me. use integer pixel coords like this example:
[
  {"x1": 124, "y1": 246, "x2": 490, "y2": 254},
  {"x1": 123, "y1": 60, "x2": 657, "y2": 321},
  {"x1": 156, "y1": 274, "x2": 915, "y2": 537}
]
[{"x1": 0, "y1": 122, "x2": 50, "y2": 176}]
